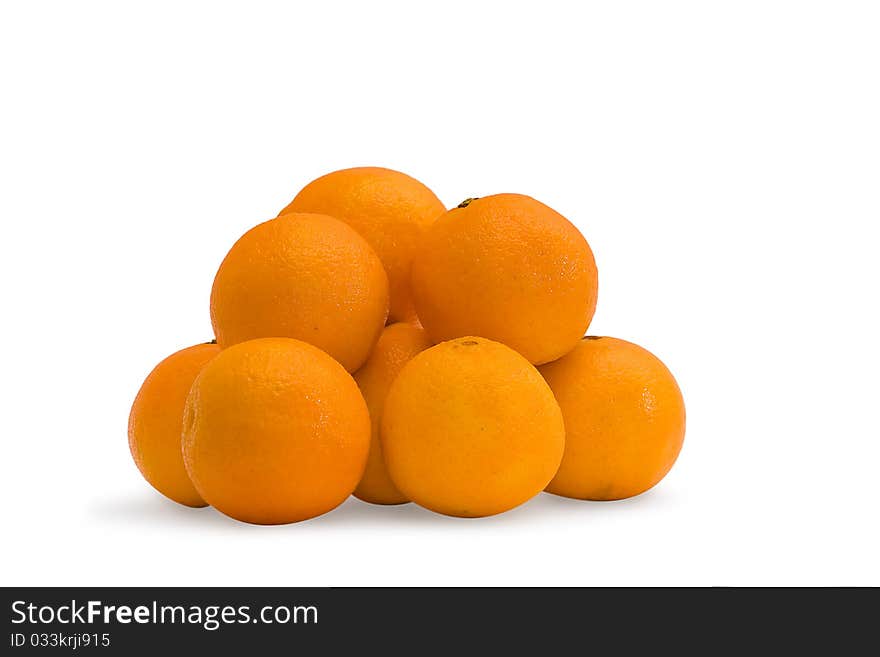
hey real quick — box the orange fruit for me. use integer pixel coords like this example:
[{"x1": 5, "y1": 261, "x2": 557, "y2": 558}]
[
  {"x1": 411, "y1": 194, "x2": 598, "y2": 364},
  {"x1": 381, "y1": 336, "x2": 565, "y2": 517},
  {"x1": 539, "y1": 337, "x2": 686, "y2": 500},
  {"x1": 353, "y1": 322, "x2": 432, "y2": 505},
  {"x1": 182, "y1": 338, "x2": 370, "y2": 525},
  {"x1": 128, "y1": 341, "x2": 220, "y2": 508},
  {"x1": 279, "y1": 167, "x2": 446, "y2": 323},
  {"x1": 210, "y1": 213, "x2": 389, "y2": 372}
]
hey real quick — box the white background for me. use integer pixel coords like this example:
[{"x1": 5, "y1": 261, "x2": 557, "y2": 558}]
[{"x1": 1, "y1": 1, "x2": 878, "y2": 586}]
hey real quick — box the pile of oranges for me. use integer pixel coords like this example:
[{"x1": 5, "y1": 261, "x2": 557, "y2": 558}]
[{"x1": 128, "y1": 167, "x2": 685, "y2": 524}]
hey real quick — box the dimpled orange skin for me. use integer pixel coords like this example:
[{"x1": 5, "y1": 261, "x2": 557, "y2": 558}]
[
  {"x1": 128, "y1": 342, "x2": 220, "y2": 508},
  {"x1": 411, "y1": 194, "x2": 598, "y2": 365},
  {"x1": 279, "y1": 167, "x2": 446, "y2": 324},
  {"x1": 182, "y1": 338, "x2": 370, "y2": 525},
  {"x1": 210, "y1": 213, "x2": 389, "y2": 372},
  {"x1": 381, "y1": 337, "x2": 565, "y2": 517},
  {"x1": 353, "y1": 322, "x2": 432, "y2": 505},
  {"x1": 539, "y1": 337, "x2": 686, "y2": 500}
]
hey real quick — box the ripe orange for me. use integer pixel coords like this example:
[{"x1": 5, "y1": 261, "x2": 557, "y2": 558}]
[
  {"x1": 279, "y1": 167, "x2": 446, "y2": 323},
  {"x1": 182, "y1": 338, "x2": 370, "y2": 525},
  {"x1": 411, "y1": 194, "x2": 598, "y2": 365},
  {"x1": 128, "y1": 341, "x2": 220, "y2": 508},
  {"x1": 353, "y1": 322, "x2": 432, "y2": 505},
  {"x1": 381, "y1": 337, "x2": 565, "y2": 517},
  {"x1": 539, "y1": 337, "x2": 686, "y2": 500},
  {"x1": 210, "y1": 213, "x2": 389, "y2": 372}
]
